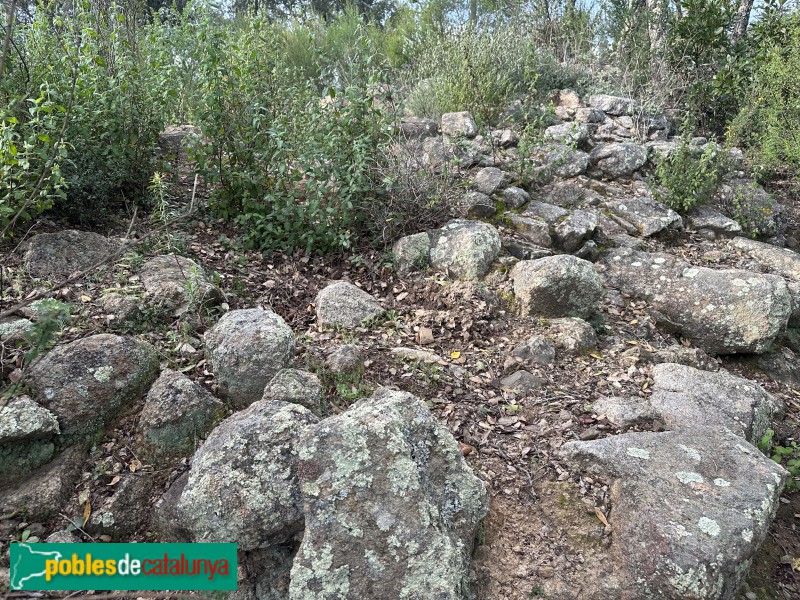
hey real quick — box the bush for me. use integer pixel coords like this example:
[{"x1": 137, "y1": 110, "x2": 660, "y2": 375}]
[
  {"x1": 184, "y1": 12, "x2": 398, "y2": 254},
  {"x1": 729, "y1": 11, "x2": 800, "y2": 179},
  {"x1": 405, "y1": 25, "x2": 540, "y2": 126},
  {"x1": 651, "y1": 137, "x2": 730, "y2": 212}
]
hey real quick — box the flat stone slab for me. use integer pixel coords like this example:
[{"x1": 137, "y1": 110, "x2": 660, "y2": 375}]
[
  {"x1": 24, "y1": 230, "x2": 120, "y2": 278},
  {"x1": 604, "y1": 196, "x2": 682, "y2": 237},
  {"x1": 561, "y1": 428, "x2": 787, "y2": 599},
  {"x1": 730, "y1": 236, "x2": 800, "y2": 281}
]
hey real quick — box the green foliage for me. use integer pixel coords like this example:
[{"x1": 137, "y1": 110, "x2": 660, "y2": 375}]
[
  {"x1": 651, "y1": 137, "x2": 729, "y2": 212},
  {"x1": 22, "y1": 300, "x2": 72, "y2": 366},
  {"x1": 185, "y1": 11, "x2": 396, "y2": 254},
  {"x1": 758, "y1": 429, "x2": 800, "y2": 492},
  {"x1": 406, "y1": 24, "x2": 540, "y2": 126},
  {"x1": 729, "y1": 10, "x2": 800, "y2": 179},
  {"x1": 0, "y1": 88, "x2": 68, "y2": 235}
]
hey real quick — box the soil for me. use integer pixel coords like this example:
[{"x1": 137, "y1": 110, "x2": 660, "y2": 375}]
[{"x1": 0, "y1": 170, "x2": 798, "y2": 600}]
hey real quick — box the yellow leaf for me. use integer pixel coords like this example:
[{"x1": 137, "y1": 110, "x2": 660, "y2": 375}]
[
  {"x1": 83, "y1": 500, "x2": 91, "y2": 524},
  {"x1": 589, "y1": 351, "x2": 604, "y2": 360},
  {"x1": 642, "y1": 382, "x2": 649, "y2": 390},
  {"x1": 594, "y1": 506, "x2": 610, "y2": 527},
  {"x1": 630, "y1": 319, "x2": 638, "y2": 325},
  {"x1": 450, "y1": 351, "x2": 461, "y2": 359},
  {"x1": 627, "y1": 340, "x2": 638, "y2": 345},
  {"x1": 792, "y1": 557, "x2": 800, "y2": 572},
  {"x1": 80, "y1": 294, "x2": 92, "y2": 302}
]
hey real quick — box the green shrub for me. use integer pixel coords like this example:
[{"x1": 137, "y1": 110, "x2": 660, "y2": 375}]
[
  {"x1": 729, "y1": 11, "x2": 800, "y2": 179},
  {"x1": 0, "y1": 87, "x2": 68, "y2": 236},
  {"x1": 405, "y1": 25, "x2": 540, "y2": 126},
  {"x1": 651, "y1": 138, "x2": 729, "y2": 212}
]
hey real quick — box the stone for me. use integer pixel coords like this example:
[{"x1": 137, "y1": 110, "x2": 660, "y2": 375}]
[
  {"x1": 420, "y1": 137, "x2": 452, "y2": 170},
  {"x1": 510, "y1": 335, "x2": 556, "y2": 366},
  {"x1": 687, "y1": 206, "x2": 742, "y2": 237},
  {"x1": 545, "y1": 317, "x2": 597, "y2": 353},
  {"x1": 315, "y1": 282, "x2": 384, "y2": 330},
  {"x1": 638, "y1": 345, "x2": 718, "y2": 371},
  {"x1": 461, "y1": 191, "x2": 496, "y2": 219},
  {"x1": 575, "y1": 107, "x2": 606, "y2": 123},
  {"x1": 262, "y1": 369, "x2": 324, "y2": 414},
  {"x1": 0, "y1": 397, "x2": 60, "y2": 483},
  {"x1": 400, "y1": 117, "x2": 438, "y2": 140},
  {"x1": 0, "y1": 445, "x2": 86, "y2": 520},
  {"x1": 290, "y1": 389, "x2": 487, "y2": 600},
  {"x1": 524, "y1": 201, "x2": 570, "y2": 224},
  {"x1": 493, "y1": 129, "x2": 519, "y2": 148},
  {"x1": 544, "y1": 123, "x2": 590, "y2": 146},
  {"x1": 178, "y1": 401, "x2": 318, "y2": 551},
  {"x1": 604, "y1": 195, "x2": 682, "y2": 237},
  {"x1": 502, "y1": 186, "x2": 530, "y2": 209},
  {"x1": 152, "y1": 473, "x2": 193, "y2": 543},
  {"x1": 592, "y1": 396, "x2": 660, "y2": 427},
  {"x1": 139, "y1": 369, "x2": 223, "y2": 461},
  {"x1": 390, "y1": 347, "x2": 441, "y2": 363},
  {"x1": 0, "y1": 318, "x2": 33, "y2": 343},
  {"x1": 599, "y1": 248, "x2": 791, "y2": 354},
  {"x1": 554, "y1": 89, "x2": 582, "y2": 108},
  {"x1": 158, "y1": 125, "x2": 201, "y2": 162},
  {"x1": 507, "y1": 215, "x2": 552, "y2": 247},
  {"x1": 539, "y1": 180, "x2": 592, "y2": 209},
  {"x1": 511, "y1": 255, "x2": 602, "y2": 319},
  {"x1": 87, "y1": 473, "x2": 154, "y2": 539},
  {"x1": 393, "y1": 233, "x2": 431, "y2": 274},
  {"x1": 547, "y1": 146, "x2": 590, "y2": 178},
  {"x1": 46, "y1": 530, "x2": 81, "y2": 544},
  {"x1": 502, "y1": 239, "x2": 554, "y2": 261},
  {"x1": 23, "y1": 230, "x2": 120, "y2": 278},
  {"x1": 587, "y1": 94, "x2": 635, "y2": 116},
  {"x1": 474, "y1": 167, "x2": 508, "y2": 195},
  {"x1": 554, "y1": 209, "x2": 598, "y2": 253},
  {"x1": 27, "y1": 334, "x2": 159, "y2": 438},
  {"x1": 96, "y1": 293, "x2": 140, "y2": 328},
  {"x1": 429, "y1": 220, "x2": 501, "y2": 280},
  {"x1": 560, "y1": 428, "x2": 786, "y2": 600},
  {"x1": 729, "y1": 236, "x2": 800, "y2": 281},
  {"x1": 742, "y1": 347, "x2": 800, "y2": 388},
  {"x1": 500, "y1": 370, "x2": 544, "y2": 394},
  {"x1": 139, "y1": 255, "x2": 221, "y2": 315},
  {"x1": 589, "y1": 143, "x2": 648, "y2": 178},
  {"x1": 441, "y1": 111, "x2": 478, "y2": 138},
  {"x1": 325, "y1": 345, "x2": 364, "y2": 373},
  {"x1": 650, "y1": 363, "x2": 782, "y2": 443},
  {"x1": 205, "y1": 308, "x2": 296, "y2": 407}
]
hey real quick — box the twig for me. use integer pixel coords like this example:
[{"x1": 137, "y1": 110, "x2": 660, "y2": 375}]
[{"x1": 58, "y1": 513, "x2": 96, "y2": 542}]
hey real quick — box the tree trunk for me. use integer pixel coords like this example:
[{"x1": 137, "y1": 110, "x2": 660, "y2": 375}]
[
  {"x1": 647, "y1": 0, "x2": 668, "y2": 84},
  {"x1": 731, "y1": 0, "x2": 754, "y2": 43},
  {"x1": 0, "y1": 0, "x2": 18, "y2": 83}
]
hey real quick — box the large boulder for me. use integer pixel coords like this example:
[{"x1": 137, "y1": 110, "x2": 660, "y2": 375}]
[
  {"x1": 590, "y1": 143, "x2": 648, "y2": 178},
  {"x1": 0, "y1": 396, "x2": 59, "y2": 483},
  {"x1": 139, "y1": 255, "x2": 221, "y2": 315},
  {"x1": 429, "y1": 220, "x2": 501, "y2": 280},
  {"x1": 560, "y1": 429, "x2": 786, "y2": 600},
  {"x1": 649, "y1": 363, "x2": 782, "y2": 443},
  {"x1": 511, "y1": 255, "x2": 602, "y2": 319},
  {"x1": 599, "y1": 248, "x2": 792, "y2": 354},
  {"x1": 716, "y1": 179, "x2": 786, "y2": 241},
  {"x1": 139, "y1": 369, "x2": 223, "y2": 461},
  {"x1": 603, "y1": 196, "x2": 682, "y2": 237},
  {"x1": 687, "y1": 206, "x2": 742, "y2": 237},
  {"x1": 393, "y1": 233, "x2": 431, "y2": 274},
  {"x1": 553, "y1": 209, "x2": 597, "y2": 253},
  {"x1": 205, "y1": 308, "x2": 296, "y2": 407},
  {"x1": 315, "y1": 282, "x2": 384, "y2": 329},
  {"x1": 474, "y1": 167, "x2": 508, "y2": 195},
  {"x1": 86, "y1": 473, "x2": 155, "y2": 539},
  {"x1": 400, "y1": 117, "x2": 438, "y2": 140},
  {"x1": 262, "y1": 368, "x2": 324, "y2": 414},
  {"x1": 587, "y1": 94, "x2": 635, "y2": 116},
  {"x1": 27, "y1": 334, "x2": 159, "y2": 438},
  {"x1": 544, "y1": 123, "x2": 590, "y2": 146},
  {"x1": 23, "y1": 230, "x2": 120, "y2": 278},
  {"x1": 178, "y1": 401, "x2": 318, "y2": 551},
  {"x1": 507, "y1": 215, "x2": 552, "y2": 248},
  {"x1": 290, "y1": 389, "x2": 488, "y2": 600},
  {"x1": 546, "y1": 146, "x2": 590, "y2": 178},
  {"x1": 0, "y1": 445, "x2": 86, "y2": 519},
  {"x1": 730, "y1": 236, "x2": 800, "y2": 281},
  {"x1": 441, "y1": 112, "x2": 478, "y2": 138}
]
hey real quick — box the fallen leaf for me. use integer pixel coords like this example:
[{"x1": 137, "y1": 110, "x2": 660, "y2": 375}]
[
  {"x1": 83, "y1": 500, "x2": 91, "y2": 524},
  {"x1": 594, "y1": 506, "x2": 609, "y2": 527},
  {"x1": 459, "y1": 442, "x2": 473, "y2": 456},
  {"x1": 450, "y1": 351, "x2": 461, "y2": 359},
  {"x1": 589, "y1": 351, "x2": 604, "y2": 360}
]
